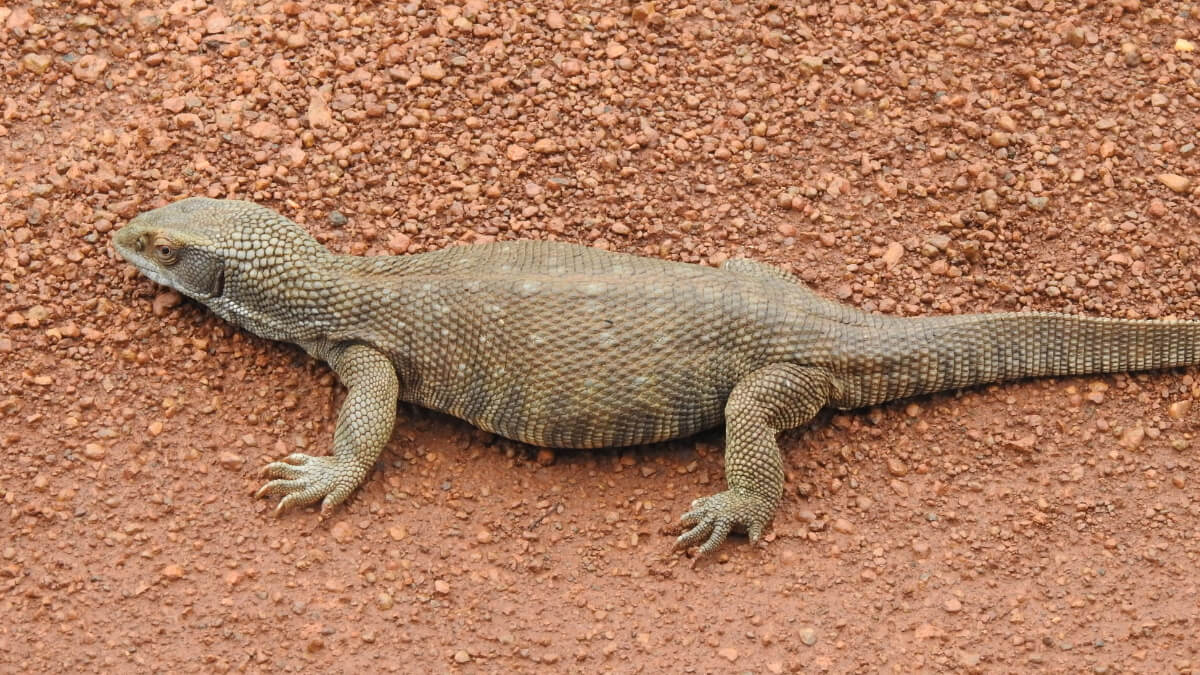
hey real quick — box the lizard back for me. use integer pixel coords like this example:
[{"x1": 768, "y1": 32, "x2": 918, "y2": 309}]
[{"x1": 328, "y1": 240, "x2": 837, "y2": 447}]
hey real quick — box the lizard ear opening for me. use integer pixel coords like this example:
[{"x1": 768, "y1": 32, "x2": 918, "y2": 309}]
[
  {"x1": 170, "y1": 248, "x2": 227, "y2": 300},
  {"x1": 208, "y1": 266, "x2": 225, "y2": 298}
]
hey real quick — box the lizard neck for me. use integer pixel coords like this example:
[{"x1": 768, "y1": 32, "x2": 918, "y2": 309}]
[
  {"x1": 204, "y1": 247, "x2": 346, "y2": 345},
  {"x1": 330, "y1": 251, "x2": 426, "y2": 278},
  {"x1": 205, "y1": 248, "x2": 438, "y2": 349}
]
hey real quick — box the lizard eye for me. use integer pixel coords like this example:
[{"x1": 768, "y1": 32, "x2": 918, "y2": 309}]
[{"x1": 152, "y1": 240, "x2": 178, "y2": 264}]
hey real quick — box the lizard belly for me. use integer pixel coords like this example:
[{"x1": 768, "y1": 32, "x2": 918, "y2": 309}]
[{"x1": 408, "y1": 359, "x2": 734, "y2": 449}]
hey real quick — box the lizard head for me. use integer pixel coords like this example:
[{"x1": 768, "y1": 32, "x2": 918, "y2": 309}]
[
  {"x1": 114, "y1": 197, "x2": 230, "y2": 300},
  {"x1": 115, "y1": 198, "x2": 329, "y2": 342},
  {"x1": 114, "y1": 197, "x2": 323, "y2": 300}
]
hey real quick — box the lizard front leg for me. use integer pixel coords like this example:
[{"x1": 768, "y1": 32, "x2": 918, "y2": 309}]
[
  {"x1": 256, "y1": 343, "x2": 399, "y2": 513},
  {"x1": 677, "y1": 364, "x2": 834, "y2": 554}
]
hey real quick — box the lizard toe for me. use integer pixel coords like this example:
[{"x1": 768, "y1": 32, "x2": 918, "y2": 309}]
[
  {"x1": 275, "y1": 489, "x2": 321, "y2": 513},
  {"x1": 747, "y1": 520, "x2": 766, "y2": 543},
  {"x1": 675, "y1": 489, "x2": 773, "y2": 554},
  {"x1": 260, "y1": 461, "x2": 303, "y2": 480},
  {"x1": 256, "y1": 478, "x2": 305, "y2": 499},
  {"x1": 254, "y1": 454, "x2": 355, "y2": 514},
  {"x1": 677, "y1": 516, "x2": 733, "y2": 554},
  {"x1": 319, "y1": 482, "x2": 357, "y2": 514}
]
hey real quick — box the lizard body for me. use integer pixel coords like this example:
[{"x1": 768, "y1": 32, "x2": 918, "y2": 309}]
[{"x1": 114, "y1": 198, "x2": 1200, "y2": 552}]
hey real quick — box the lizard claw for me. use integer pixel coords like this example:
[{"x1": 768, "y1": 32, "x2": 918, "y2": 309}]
[
  {"x1": 675, "y1": 489, "x2": 773, "y2": 554},
  {"x1": 255, "y1": 453, "x2": 357, "y2": 515}
]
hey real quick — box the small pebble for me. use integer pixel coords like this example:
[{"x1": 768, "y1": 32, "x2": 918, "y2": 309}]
[
  {"x1": 152, "y1": 291, "x2": 182, "y2": 316},
  {"x1": 218, "y1": 452, "x2": 245, "y2": 470},
  {"x1": 1119, "y1": 427, "x2": 1144, "y2": 449},
  {"x1": 331, "y1": 521, "x2": 354, "y2": 543},
  {"x1": 1157, "y1": 174, "x2": 1190, "y2": 194},
  {"x1": 72, "y1": 55, "x2": 108, "y2": 82},
  {"x1": 21, "y1": 53, "x2": 52, "y2": 73},
  {"x1": 387, "y1": 232, "x2": 411, "y2": 254},
  {"x1": 798, "y1": 55, "x2": 824, "y2": 73},
  {"x1": 308, "y1": 94, "x2": 334, "y2": 127},
  {"x1": 420, "y1": 63, "x2": 446, "y2": 81},
  {"x1": 880, "y1": 242, "x2": 904, "y2": 267}
]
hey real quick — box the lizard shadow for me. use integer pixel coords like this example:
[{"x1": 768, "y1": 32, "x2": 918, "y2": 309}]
[{"x1": 384, "y1": 398, "x2": 852, "y2": 560}]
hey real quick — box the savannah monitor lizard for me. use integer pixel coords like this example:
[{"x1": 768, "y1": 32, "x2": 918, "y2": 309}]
[{"x1": 114, "y1": 198, "x2": 1200, "y2": 553}]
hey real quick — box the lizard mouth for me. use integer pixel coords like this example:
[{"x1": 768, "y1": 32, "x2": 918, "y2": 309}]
[
  {"x1": 113, "y1": 230, "x2": 226, "y2": 300},
  {"x1": 117, "y1": 251, "x2": 172, "y2": 287},
  {"x1": 119, "y1": 256, "x2": 226, "y2": 300}
]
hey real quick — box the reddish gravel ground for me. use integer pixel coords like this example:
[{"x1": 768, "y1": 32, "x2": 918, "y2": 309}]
[{"x1": 3, "y1": 1, "x2": 1200, "y2": 672}]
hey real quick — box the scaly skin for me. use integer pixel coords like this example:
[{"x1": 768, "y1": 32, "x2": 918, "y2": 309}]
[{"x1": 114, "y1": 198, "x2": 1200, "y2": 553}]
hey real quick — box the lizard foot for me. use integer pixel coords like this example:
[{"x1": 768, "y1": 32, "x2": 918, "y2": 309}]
[
  {"x1": 255, "y1": 453, "x2": 358, "y2": 515},
  {"x1": 676, "y1": 489, "x2": 773, "y2": 554}
]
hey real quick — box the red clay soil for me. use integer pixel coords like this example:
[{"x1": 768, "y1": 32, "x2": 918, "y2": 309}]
[{"x1": 2, "y1": 1, "x2": 1199, "y2": 672}]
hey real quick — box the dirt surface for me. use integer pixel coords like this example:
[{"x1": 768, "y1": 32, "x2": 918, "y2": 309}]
[{"x1": 2, "y1": 0, "x2": 1200, "y2": 672}]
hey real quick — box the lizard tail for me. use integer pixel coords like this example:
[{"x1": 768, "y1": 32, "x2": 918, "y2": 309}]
[{"x1": 831, "y1": 312, "x2": 1200, "y2": 407}]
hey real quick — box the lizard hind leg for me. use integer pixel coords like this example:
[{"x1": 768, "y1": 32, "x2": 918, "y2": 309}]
[{"x1": 676, "y1": 364, "x2": 834, "y2": 554}]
